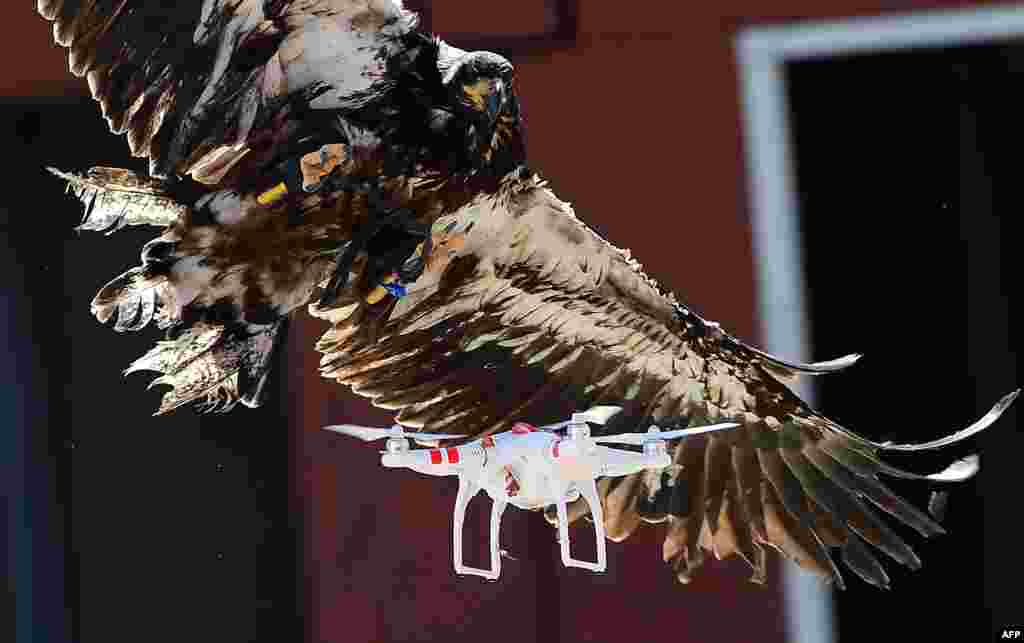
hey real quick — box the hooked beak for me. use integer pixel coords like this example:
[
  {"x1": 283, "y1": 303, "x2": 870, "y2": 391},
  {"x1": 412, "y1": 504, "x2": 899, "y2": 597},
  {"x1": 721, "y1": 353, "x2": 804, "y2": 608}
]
[
  {"x1": 464, "y1": 78, "x2": 504, "y2": 124},
  {"x1": 483, "y1": 82, "x2": 503, "y2": 123}
]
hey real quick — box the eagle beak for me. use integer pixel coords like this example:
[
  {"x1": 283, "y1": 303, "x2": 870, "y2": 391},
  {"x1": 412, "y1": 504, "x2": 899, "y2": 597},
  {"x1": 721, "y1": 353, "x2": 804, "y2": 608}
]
[
  {"x1": 463, "y1": 79, "x2": 504, "y2": 124},
  {"x1": 484, "y1": 82, "x2": 503, "y2": 123}
]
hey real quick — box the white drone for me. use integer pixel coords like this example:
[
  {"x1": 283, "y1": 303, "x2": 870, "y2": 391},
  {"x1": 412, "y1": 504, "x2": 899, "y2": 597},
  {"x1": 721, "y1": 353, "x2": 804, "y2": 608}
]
[{"x1": 324, "y1": 406, "x2": 737, "y2": 580}]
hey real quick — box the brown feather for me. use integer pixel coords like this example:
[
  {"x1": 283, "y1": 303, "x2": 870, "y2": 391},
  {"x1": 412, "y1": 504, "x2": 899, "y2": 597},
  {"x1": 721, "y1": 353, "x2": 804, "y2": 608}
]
[
  {"x1": 703, "y1": 434, "x2": 731, "y2": 536},
  {"x1": 711, "y1": 492, "x2": 740, "y2": 560},
  {"x1": 724, "y1": 469, "x2": 766, "y2": 582},
  {"x1": 604, "y1": 473, "x2": 644, "y2": 543},
  {"x1": 660, "y1": 435, "x2": 707, "y2": 583},
  {"x1": 761, "y1": 481, "x2": 844, "y2": 588},
  {"x1": 732, "y1": 439, "x2": 767, "y2": 543}
]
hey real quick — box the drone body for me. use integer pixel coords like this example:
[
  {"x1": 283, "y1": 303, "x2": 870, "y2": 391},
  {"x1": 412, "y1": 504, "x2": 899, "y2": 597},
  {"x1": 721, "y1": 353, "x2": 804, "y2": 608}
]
[{"x1": 326, "y1": 406, "x2": 737, "y2": 579}]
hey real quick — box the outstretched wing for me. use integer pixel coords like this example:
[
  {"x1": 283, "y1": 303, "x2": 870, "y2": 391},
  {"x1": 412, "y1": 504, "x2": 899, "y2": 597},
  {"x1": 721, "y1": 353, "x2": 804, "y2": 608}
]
[
  {"x1": 311, "y1": 176, "x2": 1017, "y2": 588},
  {"x1": 37, "y1": 0, "x2": 420, "y2": 181}
]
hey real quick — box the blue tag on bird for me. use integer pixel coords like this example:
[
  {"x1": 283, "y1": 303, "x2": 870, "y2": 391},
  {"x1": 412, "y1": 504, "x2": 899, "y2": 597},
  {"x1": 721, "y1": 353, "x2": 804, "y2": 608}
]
[{"x1": 383, "y1": 281, "x2": 407, "y2": 299}]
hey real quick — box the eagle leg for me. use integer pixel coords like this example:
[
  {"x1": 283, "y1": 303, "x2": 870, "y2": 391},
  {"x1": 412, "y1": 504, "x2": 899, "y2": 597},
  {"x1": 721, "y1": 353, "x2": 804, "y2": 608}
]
[
  {"x1": 317, "y1": 227, "x2": 378, "y2": 308},
  {"x1": 398, "y1": 233, "x2": 431, "y2": 282},
  {"x1": 317, "y1": 178, "x2": 426, "y2": 308}
]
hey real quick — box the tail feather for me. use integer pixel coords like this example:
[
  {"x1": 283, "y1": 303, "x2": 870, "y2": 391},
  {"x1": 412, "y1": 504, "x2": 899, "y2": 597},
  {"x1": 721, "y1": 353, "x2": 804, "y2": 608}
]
[
  {"x1": 128, "y1": 321, "x2": 286, "y2": 415},
  {"x1": 91, "y1": 266, "x2": 179, "y2": 332},
  {"x1": 49, "y1": 166, "x2": 189, "y2": 233},
  {"x1": 70, "y1": 170, "x2": 336, "y2": 413},
  {"x1": 237, "y1": 318, "x2": 288, "y2": 409},
  {"x1": 125, "y1": 324, "x2": 224, "y2": 377}
]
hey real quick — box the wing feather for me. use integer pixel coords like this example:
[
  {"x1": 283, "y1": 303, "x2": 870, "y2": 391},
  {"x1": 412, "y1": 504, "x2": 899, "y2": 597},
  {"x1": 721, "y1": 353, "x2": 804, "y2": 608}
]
[
  {"x1": 604, "y1": 474, "x2": 645, "y2": 543},
  {"x1": 666, "y1": 436, "x2": 707, "y2": 583},
  {"x1": 762, "y1": 480, "x2": 845, "y2": 587},
  {"x1": 311, "y1": 179, "x2": 1016, "y2": 587},
  {"x1": 702, "y1": 434, "x2": 731, "y2": 538},
  {"x1": 39, "y1": 0, "x2": 419, "y2": 179},
  {"x1": 732, "y1": 438, "x2": 767, "y2": 543},
  {"x1": 724, "y1": 470, "x2": 767, "y2": 581}
]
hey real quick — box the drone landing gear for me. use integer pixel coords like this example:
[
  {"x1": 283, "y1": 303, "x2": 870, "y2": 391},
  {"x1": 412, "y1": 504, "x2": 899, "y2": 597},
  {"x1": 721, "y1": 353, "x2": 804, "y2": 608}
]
[
  {"x1": 452, "y1": 476, "x2": 508, "y2": 581},
  {"x1": 555, "y1": 479, "x2": 607, "y2": 573}
]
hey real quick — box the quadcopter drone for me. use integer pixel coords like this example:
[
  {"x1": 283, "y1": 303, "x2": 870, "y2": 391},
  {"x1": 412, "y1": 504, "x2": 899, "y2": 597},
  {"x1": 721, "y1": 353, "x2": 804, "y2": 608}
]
[{"x1": 325, "y1": 406, "x2": 737, "y2": 580}]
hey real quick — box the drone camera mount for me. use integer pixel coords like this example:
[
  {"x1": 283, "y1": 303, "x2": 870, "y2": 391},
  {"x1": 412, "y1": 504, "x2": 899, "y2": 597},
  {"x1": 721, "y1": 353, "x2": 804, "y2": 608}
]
[
  {"x1": 385, "y1": 437, "x2": 409, "y2": 453},
  {"x1": 643, "y1": 439, "x2": 668, "y2": 458},
  {"x1": 568, "y1": 415, "x2": 591, "y2": 440}
]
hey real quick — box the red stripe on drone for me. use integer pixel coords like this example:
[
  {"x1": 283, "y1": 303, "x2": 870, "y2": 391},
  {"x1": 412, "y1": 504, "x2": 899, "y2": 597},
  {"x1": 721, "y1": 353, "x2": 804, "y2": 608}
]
[
  {"x1": 511, "y1": 422, "x2": 536, "y2": 434},
  {"x1": 446, "y1": 447, "x2": 460, "y2": 464},
  {"x1": 430, "y1": 450, "x2": 443, "y2": 465},
  {"x1": 553, "y1": 440, "x2": 560, "y2": 458},
  {"x1": 505, "y1": 469, "x2": 520, "y2": 497},
  {"x1": 482, "y1": 436, "x2": 496, "y2": 449}
]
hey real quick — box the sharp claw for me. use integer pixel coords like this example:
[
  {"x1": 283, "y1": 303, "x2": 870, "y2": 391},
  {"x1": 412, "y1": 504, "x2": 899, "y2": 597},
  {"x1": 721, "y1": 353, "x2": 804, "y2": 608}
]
[
  {"x1": 314, "y1": 173, "x2": 426, "y2": 308},
  {"x1": 317, "y1": 274, "x2": 345, "y2": 308},
  {"x1": 399, "y1": 256, "x2": 424, "y2": 283},
  {"x1": 318, "y1": 241, "x2": 359, "y2": 308}
]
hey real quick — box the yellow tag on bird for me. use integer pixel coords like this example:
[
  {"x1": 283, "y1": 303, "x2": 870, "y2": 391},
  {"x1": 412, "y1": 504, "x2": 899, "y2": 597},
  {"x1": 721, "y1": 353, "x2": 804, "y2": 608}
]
[
  {"x1": 365, "y1": 274, "x2": 399, "y2": 304},
  {"x1": 257, "y1": 182, "x2": 288, "y2": 206}
]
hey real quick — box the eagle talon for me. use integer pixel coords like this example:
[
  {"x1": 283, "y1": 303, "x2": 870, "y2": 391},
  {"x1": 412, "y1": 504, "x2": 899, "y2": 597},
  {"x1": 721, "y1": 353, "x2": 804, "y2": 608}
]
[
  {"x1": 319, "y1": 192, "x2": 420, "y2": 308},
  {"x1": 319, "y1": 219, "x2": 382, "y2": 308},
  {"x1": 398, "y1": 255, "x2": 425, "y2": 283},
  {"x1": 364, "y1": 235, "x2": 428, "y2": 304}
]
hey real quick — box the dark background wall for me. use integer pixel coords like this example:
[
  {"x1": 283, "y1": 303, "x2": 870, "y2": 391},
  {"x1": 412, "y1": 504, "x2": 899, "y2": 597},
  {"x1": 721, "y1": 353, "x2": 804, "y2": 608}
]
[
  {"x1": 4, "y1": 2, "x2": 1019, "y2": 643},
  {"x1": 2, "y1": 98, "x2": 301, "y2": 642},
  {"x1": 789, "y1": 43, "x2": 1021, "y2": 640}
]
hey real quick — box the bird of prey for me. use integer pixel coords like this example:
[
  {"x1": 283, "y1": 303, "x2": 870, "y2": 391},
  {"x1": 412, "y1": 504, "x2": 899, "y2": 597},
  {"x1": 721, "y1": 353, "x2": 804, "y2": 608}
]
[{"x1": 39, "y1": 0, "x2": 1018, "y2": 591}]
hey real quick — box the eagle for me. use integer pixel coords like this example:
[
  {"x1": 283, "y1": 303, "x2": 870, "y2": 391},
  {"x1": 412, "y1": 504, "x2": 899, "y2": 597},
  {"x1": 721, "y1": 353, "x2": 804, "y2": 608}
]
[{"x1": 39, "y1": 0, "x2": 1018, "y2": 591}]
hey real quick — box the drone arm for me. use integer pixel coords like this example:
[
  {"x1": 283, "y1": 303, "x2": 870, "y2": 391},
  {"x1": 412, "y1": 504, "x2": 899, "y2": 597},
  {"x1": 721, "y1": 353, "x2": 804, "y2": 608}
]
[
  {"x1": 595, "y1": 445, "x2": 670, "y2": 477},
  {"x1": 383, "y1": 450, "x2": 452, "y2": 475},
  {"x1": 383, "y1": 445, "x2": 484, "y2": 477},
  {"x1": 452, "y1": 475, "x2": 504, "y2": 580}
]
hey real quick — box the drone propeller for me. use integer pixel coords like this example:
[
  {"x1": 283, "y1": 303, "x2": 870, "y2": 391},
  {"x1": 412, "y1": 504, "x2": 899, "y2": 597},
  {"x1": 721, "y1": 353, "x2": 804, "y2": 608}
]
[
  {"x1": 323, "y1": 423, "x2": 466, "y2": 443},
  {"x1": 591, "y1": 421, "x2": 740, "y2": 445},
  {"x1": 538, "y1": 406, "x2": 624, "y2": 431}
]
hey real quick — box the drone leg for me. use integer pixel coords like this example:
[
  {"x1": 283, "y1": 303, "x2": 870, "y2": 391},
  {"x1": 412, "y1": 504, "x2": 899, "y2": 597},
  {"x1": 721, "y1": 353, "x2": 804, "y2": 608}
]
[
  {"x1": 557, "y1": 480, "x2": 607, "y2": 573},
  {"x1": 452, "y1": 475, "x2": 501, "y2": 580},
  {"x1": 580, "y1": 478, "x2": 607, "y2": 572},
  {"x1": 489, "y1": 499, "x2": 508, "y2": 577}
]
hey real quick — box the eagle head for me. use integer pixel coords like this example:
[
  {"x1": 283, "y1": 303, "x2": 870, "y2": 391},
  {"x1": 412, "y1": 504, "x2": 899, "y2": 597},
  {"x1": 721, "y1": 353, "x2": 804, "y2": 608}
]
[{"x1": 445, "y1": 51, "x2": 524, "y2": 173}]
